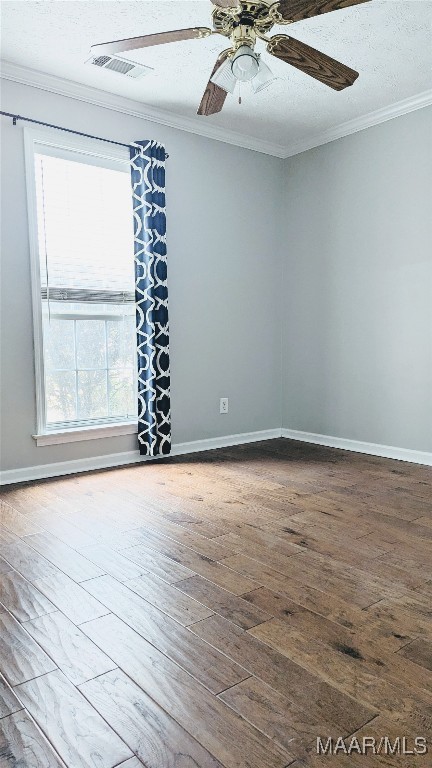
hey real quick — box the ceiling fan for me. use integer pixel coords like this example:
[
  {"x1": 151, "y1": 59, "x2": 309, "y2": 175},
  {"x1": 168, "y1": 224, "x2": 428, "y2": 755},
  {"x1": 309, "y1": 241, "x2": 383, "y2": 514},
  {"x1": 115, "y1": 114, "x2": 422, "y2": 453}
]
[{"x1": 90, "y1": 0, "x2": 371, "y2": 116}]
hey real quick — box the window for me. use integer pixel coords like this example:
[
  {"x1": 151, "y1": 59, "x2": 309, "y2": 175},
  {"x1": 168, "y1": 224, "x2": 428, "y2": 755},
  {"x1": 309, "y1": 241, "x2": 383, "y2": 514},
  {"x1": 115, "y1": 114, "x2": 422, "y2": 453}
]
[{"x1": 26, "y1": 130, "x2": 137, "y2": 444}]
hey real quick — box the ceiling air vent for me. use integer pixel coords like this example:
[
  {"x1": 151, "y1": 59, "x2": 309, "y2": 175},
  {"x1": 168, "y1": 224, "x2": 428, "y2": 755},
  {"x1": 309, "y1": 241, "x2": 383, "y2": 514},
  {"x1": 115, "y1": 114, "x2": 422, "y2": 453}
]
[{"x1": 85, "y1": 54, "x2": 153, "y2": 79}]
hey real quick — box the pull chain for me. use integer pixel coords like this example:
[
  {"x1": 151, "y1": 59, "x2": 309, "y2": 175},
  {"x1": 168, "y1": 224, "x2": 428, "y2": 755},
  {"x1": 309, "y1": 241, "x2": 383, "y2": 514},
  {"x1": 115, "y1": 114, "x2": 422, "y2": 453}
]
[{"x1": 238, "y1": 81, "x2": 242, "y2": 105}]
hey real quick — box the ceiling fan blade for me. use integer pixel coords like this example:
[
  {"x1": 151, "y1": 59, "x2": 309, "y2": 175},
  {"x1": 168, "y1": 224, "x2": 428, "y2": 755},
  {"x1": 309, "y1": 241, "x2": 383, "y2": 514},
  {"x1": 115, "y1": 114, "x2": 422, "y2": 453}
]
[
  {"x1": 91, "y1": 27, "x2": 212, "y2": 56},
  {"x1": 277, "y1": 0, "x2": 371, "y2": 23},
  {"x1": 267, "y1": 35, "x2": 359, "y2": 90},
  {"x1": 197, "y1": 52, "x2": 231, "y2": 116},
  {"x1": 210, "y1": 0, "x2": 241, "y2": 7}
]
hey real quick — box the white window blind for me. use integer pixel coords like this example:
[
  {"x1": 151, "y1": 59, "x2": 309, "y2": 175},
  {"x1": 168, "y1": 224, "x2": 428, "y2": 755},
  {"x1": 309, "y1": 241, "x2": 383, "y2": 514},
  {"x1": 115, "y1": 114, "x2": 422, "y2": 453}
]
[{"x1": 36, "y1": 152, "x2": 135, "y2": 298}]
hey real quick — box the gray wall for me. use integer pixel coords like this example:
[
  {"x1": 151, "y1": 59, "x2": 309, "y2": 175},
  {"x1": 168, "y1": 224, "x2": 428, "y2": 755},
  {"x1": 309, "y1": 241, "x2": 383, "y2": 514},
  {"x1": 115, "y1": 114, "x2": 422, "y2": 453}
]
[
  {"x1": 1, "y1": 79, "x2": 430, "y2": 475},
  {"x1": 0, "y1": 79, "x2": 283, "y2": 472},
  {"x1": 281, "y1": 107, "x2": 432, "y2": 452}
]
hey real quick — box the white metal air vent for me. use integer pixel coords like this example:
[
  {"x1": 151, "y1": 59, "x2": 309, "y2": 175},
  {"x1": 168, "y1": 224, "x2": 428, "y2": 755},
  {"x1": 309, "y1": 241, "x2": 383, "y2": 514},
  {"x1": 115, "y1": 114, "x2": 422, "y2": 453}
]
[{"x1": 85, "y1": 54, "x2": 153, "y2": 79}]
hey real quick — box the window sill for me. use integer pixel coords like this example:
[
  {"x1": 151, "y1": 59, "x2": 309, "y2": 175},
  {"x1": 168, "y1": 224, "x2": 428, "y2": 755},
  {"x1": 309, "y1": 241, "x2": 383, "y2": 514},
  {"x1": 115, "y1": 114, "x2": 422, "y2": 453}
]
[{"x1": 32, "y1": 422, "x2": 138, "y2": 446}]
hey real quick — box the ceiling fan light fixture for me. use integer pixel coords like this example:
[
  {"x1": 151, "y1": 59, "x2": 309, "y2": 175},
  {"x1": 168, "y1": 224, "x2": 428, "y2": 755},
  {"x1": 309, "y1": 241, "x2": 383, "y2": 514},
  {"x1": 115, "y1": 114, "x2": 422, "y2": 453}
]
[
  {"x1": 210, "y1": 55, "x2": 237, "y2": 94},
  {"x1": 231, "y1": 45, "x2": 259, "y2": 82},
  {"x1": 251, "y1": 58, "x2": 276, "y2": 93}
]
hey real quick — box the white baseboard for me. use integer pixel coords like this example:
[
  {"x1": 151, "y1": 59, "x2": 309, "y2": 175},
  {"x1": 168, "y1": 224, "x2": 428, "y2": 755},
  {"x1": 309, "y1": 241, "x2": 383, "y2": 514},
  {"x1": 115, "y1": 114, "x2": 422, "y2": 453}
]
[
  {"x1": 281, "y1": 428, "x2": 432, "y2": 466},
  {"x1": 2, "y1": 426, "x2": 430, "y2": 485},
  {"x1": 0, "y1": 428, "x2": 282, "y2": 486}
]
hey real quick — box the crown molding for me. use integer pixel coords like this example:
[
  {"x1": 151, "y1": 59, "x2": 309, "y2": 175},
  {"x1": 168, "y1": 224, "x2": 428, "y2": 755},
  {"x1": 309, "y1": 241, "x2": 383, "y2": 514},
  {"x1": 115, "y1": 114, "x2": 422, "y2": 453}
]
[
  {"x1": 283, "y1": 89, "x2": 432, "y2": 158},
  {"x1": 1, "y1": 60, "x2": 431, "y2": 160},
  {"x1": 0, "y1": 60, "x2": 286, "y2": 158}
]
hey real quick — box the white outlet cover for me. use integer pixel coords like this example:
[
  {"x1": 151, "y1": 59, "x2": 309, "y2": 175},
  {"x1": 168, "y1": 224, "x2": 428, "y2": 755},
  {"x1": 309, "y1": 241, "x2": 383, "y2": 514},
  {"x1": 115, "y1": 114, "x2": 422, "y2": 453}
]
[{"x1": 220, "y1": 398, "x2": 229, "y2": 414}]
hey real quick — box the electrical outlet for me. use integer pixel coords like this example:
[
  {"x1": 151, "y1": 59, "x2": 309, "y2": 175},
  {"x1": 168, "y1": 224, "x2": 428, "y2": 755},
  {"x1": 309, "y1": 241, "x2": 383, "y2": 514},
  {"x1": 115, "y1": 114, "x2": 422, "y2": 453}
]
[{"x1": 220, "y1": 397, "x2": 229, "y2": 414}]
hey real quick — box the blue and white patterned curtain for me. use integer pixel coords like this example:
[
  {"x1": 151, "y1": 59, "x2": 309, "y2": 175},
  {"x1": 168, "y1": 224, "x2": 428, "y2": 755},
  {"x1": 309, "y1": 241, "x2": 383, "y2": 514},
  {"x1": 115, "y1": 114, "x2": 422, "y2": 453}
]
[{"x1": 130, "y1": 140, "x2": 171, "y2": 456}]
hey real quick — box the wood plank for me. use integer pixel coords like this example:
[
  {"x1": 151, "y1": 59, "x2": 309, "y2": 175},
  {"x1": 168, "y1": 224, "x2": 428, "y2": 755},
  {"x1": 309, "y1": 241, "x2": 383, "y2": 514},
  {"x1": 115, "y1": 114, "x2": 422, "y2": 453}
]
[
  {"x1": 24, "y1": 611, "x2": 117, "y2": 685},
  {"x1": 81, "y1": 613, "x2": 292, "y2": 768},
  {"x1": 0, "y1": 555, "x2": 12, "y2": 575},
  {"x1": 79, "y1": 544, "x2": 147, "y2": 582},
  {"x1": 25, "y1": 533, "x2": 104, "y2": 582},
  {"x1": 414, "y1": 515, "x2": 432, "y2": 529},
  {"x1": 0, "y1": 524, "x2": 19, "y2": 546},
  {"x1": 221, "y1": 552, "x2": 382, "y2": 611},
  {"x1": 0, "y1": 611, "x2": 57, "y2": 686},
  {"x1": 0, "y1": 673, "x2": 23, "y2": 718},
  {"x1": 158, "y1": 510, "x2": 226, "y2": 539},
  {"x1": 221, "y1": 555, "x2": 363, "y2": 626},
  {"x1": 116, "y1": 510, "x2": 236, "y2": 560},
  {"x1": 126, "y1": 517, "x2": 237, "y2": 560},
  {"x1": 362, "y1": 596, "x2": 432, "y2": 645},
  {"x1": 219, "y1": 676, "x2": 337, "y2": 760},
  {"x1": 0, "y1": 570, "x2": 57, "y2": 622},
  {"x1": 176, "y1": 574, "x2": 274, "y2": 629},
  {"x1": 0, "y1": 487, "x2": 61, "y2": 516},
  {"x1": 190, "y1": 614, "x2": 375, "y2": 733},
  {"x1": 416, "y1": 579, "x2": 432, "y2": 600},
  {"x1": 247, "y1": 616, "x2": 432, "y2": 714},
  {"x1": 359, "y1": 508, "x2": 432, "y2": 543},
  {"x1": 242, "y1": 587, "x2": 319, "y2": 621},
  {"x1": 80, "y1": 668, "x2": 225, "y2": 768},
  {"x1": 306, "y1": 546, "x2": 424, "y2": 593},
  {"x1": 124, "y1": 572, "x2": 213, "y2": 626},
  {"x1": 53, "y1": 508, "x2": 127, "y2": 546},
  {"x1": 398, "y1": 638, "x2": 432, "y2": 672},
  {"x1": 240, "y1": 548, "x2": 393, "y2": 608},
  {"x1": 218, "y1": 535, "x2": 308, "y2": 577},
  {"x1": 0, "y1": 541, "x2": 58, "y2": 583},
  {"x1": 120, "y1": 529, "x2": 258, "y2": 594},
  {"x1": 0, "y1": 710, "x2": 64, "y2": 767},
  {"x1": 15, "y1": 670, "x2": 132, "y2": 767},
  {"x1": 283, "y1": 509, "x2": 373, "y2": 540},
  {"x1": 25, "y1": 511, "x2": 96, "y2": 549},
  {"x1": 83, "y1": 575, "x2": 248, "y2": 693},
  {"x1": 263, "y1": 516, "x2": 395, "y2": 561},
  {"x1": 243, "y1": 591, "x2": 411, "y2": 654},
  {"x1": 0, "y1": 501, "x2": 43, "y2": 536},
  {"x1": 215, "y1": 527, "x2": 304, "y2": 559},
  {"x1": 33, "y1": 572, "x2": 110, "y2": 625},
  {"x1": 120, "y1": 542, "x2": 195, "y2": 583},
  {"x1": 350, "y1": 713, "x2": 431, "y2": 768}
]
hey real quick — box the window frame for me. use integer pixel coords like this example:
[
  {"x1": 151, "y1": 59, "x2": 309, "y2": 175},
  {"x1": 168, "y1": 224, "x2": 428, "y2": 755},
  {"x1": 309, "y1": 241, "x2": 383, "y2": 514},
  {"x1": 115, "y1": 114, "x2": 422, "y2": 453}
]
[{"x1": 24, "y1": 126, "x2": 138, "y2": 446}]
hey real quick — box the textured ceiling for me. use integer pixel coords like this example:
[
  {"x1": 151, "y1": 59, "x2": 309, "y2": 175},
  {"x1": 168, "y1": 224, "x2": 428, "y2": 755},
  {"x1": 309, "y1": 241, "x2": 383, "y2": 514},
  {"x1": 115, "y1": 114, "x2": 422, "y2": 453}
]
[{"x1": 1, "y1": 1, "x2": 431, "y2": 149}]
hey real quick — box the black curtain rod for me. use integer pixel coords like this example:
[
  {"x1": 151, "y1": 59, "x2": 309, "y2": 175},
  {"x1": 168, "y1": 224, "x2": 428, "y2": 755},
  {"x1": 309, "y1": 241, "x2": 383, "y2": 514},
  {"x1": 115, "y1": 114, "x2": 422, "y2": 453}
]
[
  {"x1": 0, "y1": 110, "x2": 132, "y2": 148},
  {"x1": 1, "y1": 110, "x2": 169, "y2": 157}
]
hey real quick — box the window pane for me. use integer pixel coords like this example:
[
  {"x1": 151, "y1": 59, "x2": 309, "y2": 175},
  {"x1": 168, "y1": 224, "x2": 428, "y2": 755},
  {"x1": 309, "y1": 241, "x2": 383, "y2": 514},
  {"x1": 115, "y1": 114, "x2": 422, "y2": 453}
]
[
  {"x1": 107, "y1": 317, "x2": 136, "y2": 369},
  {"x1": 46, "y1": 371, "x2": 77, "y2": 423},
  {"x1": 44, "y1": 318, "x2": 75, "y2": 370},
  {"x1": 78, "y1": 370, "x2": 107, "y2": 419},
  {"x1": 76, "y1": 320, "x2": 106, "y2": 369},
  {"x1": 109, "y1": 369, "x2": 135, "y2": 418},
  {"x1": 34, "y1": 150, "x2": 137, "y2": 430}
]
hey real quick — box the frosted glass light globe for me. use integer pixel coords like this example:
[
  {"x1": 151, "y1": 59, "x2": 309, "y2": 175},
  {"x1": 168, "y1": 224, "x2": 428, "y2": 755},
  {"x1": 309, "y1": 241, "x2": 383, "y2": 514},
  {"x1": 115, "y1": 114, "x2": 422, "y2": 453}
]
[{"x1": 231, "y1": 46, "x2": 259, "y2": 82}]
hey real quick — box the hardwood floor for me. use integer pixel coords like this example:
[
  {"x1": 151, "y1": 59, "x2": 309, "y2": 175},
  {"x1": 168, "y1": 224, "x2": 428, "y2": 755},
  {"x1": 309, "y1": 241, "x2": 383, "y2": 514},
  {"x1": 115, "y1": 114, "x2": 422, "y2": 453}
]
[{"x1": 0, "y1": 438, "x2": 431, "y2": 767}]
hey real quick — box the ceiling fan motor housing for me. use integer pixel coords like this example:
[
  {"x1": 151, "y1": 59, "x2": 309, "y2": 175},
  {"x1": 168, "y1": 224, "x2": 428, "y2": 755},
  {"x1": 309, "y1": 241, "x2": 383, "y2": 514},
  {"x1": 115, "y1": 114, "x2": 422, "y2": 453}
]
[
  {"x1": 212, "y1": 1, "x2": 277, "y2": 40},
  {"x1": 231, "y1": 23, "x2": 257, "y2": 50}
]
